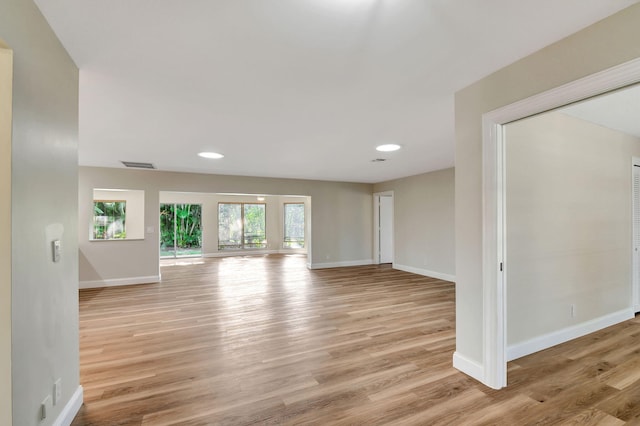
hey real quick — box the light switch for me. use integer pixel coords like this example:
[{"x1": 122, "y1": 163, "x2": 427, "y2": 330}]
[{"x1": 52, "y1": 240, "x2": 61, "y2": 263}]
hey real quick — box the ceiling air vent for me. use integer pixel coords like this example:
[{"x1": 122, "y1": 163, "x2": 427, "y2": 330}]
[
  {"x1": 371, "y1": 158, "x2": 387, "y2": 163},
  {"x1": 121, "y1": 161, "x2": 156, "y2": 169}
]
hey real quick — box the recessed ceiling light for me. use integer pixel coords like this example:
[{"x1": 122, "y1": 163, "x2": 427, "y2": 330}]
[
  {"x1": 257, "y1": 196, "x2": 265, "y2": 201},
  {"x1": 198, "y1": 152, "x2": 224, "y2": 159},
  {"x1": 376, "y1": 144, "x2": 401, "y2": 152}
]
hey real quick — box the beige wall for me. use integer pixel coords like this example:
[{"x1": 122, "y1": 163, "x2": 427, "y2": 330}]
[
  {"x1": 159, "y1": 192, "x2": 309, "y2": 256},
  {"x1": 374, "y1": 168, "x2": 455, "y2": 279},
  {"x1": 79, "y1": 166, "x2": 372, "y2": 285},
  {"x1": 0, "y1": 40, "x2": 13, "y2": 426},
  {"x1": 506, "y1": 111, "x2": 640, "y2": 346},
  {"x1": 455, "y1": 4, "x2": 640, "y2": 365},
  {"x1": 2, "y1": 0, "x2": 80, "y2": 424}
]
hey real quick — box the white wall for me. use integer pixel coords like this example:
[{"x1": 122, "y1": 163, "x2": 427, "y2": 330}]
[
  {"x1": 79, "y1": 166, "x2": 372, "y2": 286},
  {"x1": 2, "y1": 0, "x2": 81, "y2": 424},
  {"x1": 455, "y1": 4, "x2": 640, "y2": 370},
  {"x1": 506, "y1": 111, "x2": 640, "y2": 350},
  {"x1": 93, "y1": 189, "x2": 145, "y2": 240},
  {"x1": 0, "y1": 39, "x2": 13, "y2": 426},
  {"x1": 374, "y1": 168, "x2": 455, "y2": 280},
  {"x1": 159, "y1": 192, "x2": 309, "y2": 256}
]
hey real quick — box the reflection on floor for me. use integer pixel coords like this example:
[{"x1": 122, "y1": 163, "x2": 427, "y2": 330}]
[{"x1": 73, "y1": 254, "x2": 640, "y2": 425}]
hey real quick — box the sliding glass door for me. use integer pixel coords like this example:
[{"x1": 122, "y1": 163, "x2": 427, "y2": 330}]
[{"x1": 160, "y1": 203, "x2": 202, "y2": 258}]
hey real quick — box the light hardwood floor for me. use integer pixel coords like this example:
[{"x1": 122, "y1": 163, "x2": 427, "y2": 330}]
[{"x1": 72, "y1": 254, "x2": 640, "y2": 425}]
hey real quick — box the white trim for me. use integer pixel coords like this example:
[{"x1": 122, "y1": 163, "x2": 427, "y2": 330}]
[
  {"x1": 278, "y1": 248, "x2": 308, "y2": 255},
  {"x1": 203, "y1": 249, "x2": 278, "y2": 258},
  {"x1": 52, "y1": 385, "x2": 83, "y2": 426},
  {"x1": 373, "y1": 195, "x2": 380, "y2": 264},
  {"x1": 507, "y1": 309, "x2": 633, "y2": 361},
  {"x1": 373, "y1": 191, "x2": 394, "y2": 265},
  {"x1": 482, "y1": 56, "x2": 640, "y2": 390},
  {"x1": 202, "y1": 249, "x2": 308, "y2": 258},
  {"x1": 393, "y1": 264, "x2": 455, "y2": 282},
  {"x1": 452, "y1": 352, "x2": 484, "y2": 384},
  {"x1": 79, "y1": 275, "x2": 160, "y2": 289},
  {"x1": 308, "y1": 259, "x2": 373, "y2": 269},
  {"x1": 633, "y1": 157, "x2": 640, "y2": 313},
  {"x1": 481, "y1": 117, "x2": 507, "y2": 390}
]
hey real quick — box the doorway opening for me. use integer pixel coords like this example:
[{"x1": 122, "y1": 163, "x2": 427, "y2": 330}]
[
  {"x1": 373, "y1": 191, "x2": 394, "y2": 264},
  {"x1": 633, "y1": 159, "x2": 640, "y2": 313},
  {"x1": 482, "y1": 57, "x2": 640, "y2": 389},
  {"x1": 159, "y1": 191, "x2": 310, "y2": 263}
]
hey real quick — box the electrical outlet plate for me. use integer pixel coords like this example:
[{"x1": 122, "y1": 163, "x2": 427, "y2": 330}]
[
  {"x1": 41, "y1": 395, "x2": 52, "y2": 420},
  {"x1": 52, "y1": 240, "x2": 61, "y2": 263},
  {"x1": 54, "y1": 378, "x2": 62, "y2": 405}
]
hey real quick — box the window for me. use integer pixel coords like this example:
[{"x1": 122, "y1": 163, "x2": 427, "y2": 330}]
[
  {"x1": 218, "y1": 203, "x2": 266, "y2": 250},
  {"x1": 160, "y1": 203, "x2": 202, "y2": 258},
  {"x1": 283, "y1": 203, "x2": 305, "y2": 248},
  {"x1": 93, "y1": 200, "x2": 126, "y2": 239}
]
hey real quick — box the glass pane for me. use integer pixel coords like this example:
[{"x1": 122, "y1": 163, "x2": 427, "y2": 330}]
[
  {"x1": 243, "y1": 204, "x2": 266, "y2": 248},
  {"x1": 284, "y1": 203, "x2": 305, "y2": 248},
  {"x1": 174, "y1": 204, "x2": 202, "y2": 257},
  {"x1": 160, "y1": 203, "x2": 175, "y2": 257},
  {"x1": 219, "y1": 204, "x2": 243, "y2": 250},
  {"x1": 93, "y1": 201, "x2": 126, "y2": 240}
]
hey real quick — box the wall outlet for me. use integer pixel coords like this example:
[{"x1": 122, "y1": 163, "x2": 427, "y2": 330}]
[
  {"x1": 41, "y1": 395, "x2": 52, "y2": 420},
  {"x1": 52, "y1": 240, "x2": 61, "y2": 263},
  {"x1": 570, "y1": 304, "x2": 576, "y2": 318},
  {"x1": 54, "y1": 378, "x2": 62, "y2": 405}
]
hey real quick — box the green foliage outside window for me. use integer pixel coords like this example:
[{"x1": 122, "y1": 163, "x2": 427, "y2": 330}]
[
  {"x1": 93, "y1": 201, "x2": 126, "y2": 239},
  {"x1": 284, "y1": 203, "x2": 305, "y2": 248},
  {"x1": 160, "y1": 204, "x2": 202, "y2": 257},
  {"x1": 218, "y1": 203, "x2": 266, "y2": 250}
]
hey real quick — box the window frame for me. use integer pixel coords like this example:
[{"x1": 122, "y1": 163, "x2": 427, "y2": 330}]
[
  {"x1": 283, "y1": 202, "x2": 305, "y2": 249},
  {"x1": 217, "y1": 202, "x2": 267, "y2": 250}
]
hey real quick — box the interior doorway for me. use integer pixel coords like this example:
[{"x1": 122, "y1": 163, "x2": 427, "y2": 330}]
[
  {"x1": 633, "y1": 160, "x2": 640, "y2": 313},
  {"x1": 373, "y1": 191, "x2": 394, "y2": 264},
  {"x1": 481, "y1": 57, "x2": 640, "y2": 390}
]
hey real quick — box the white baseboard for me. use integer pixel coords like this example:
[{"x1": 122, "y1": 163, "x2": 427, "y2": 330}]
[
  {"x1": 53, "y1": 385, "x2": 83, "y2": 426},
  {"x1": 79, "y1": 275, "x2": 160, "y2": 289},
  {"x1": 393, "y1": 264, "x2": 456, "y2": 282},
  {"x1": 278, "y1": 249, "x2": 307, "y2": 255},
  {"x1": 203, "y1": 250, "x2": 277, "y2": 258},
  {"x1": 452, "y1": 352, "x2": 484, "y2": 384},
  {"x1": 507, "y1": 308, "x2": 634, "y2": 361},
  {"x1": 308, "y1": 259, "x2": 373, "y2": 269},
  {"x1": 203, "y1": 249, "x2": 308, "y2": 258}
]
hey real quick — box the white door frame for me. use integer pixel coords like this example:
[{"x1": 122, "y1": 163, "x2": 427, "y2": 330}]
[
  {"x1": 482, "y1": 57, "x2": 640, "y2": 389},
  {"x1": 632, "y1": 158, "x2": 640, "y2": 313},
  {"x1": 373, "y1": 191, "x2": 394, "y2": 265},
  {"x1": 0, "y1": 39, "x2": 13, "y2": 426}
]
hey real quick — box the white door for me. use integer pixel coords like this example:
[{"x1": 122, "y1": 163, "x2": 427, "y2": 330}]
[
  {"x1": 379, "y1": 196, "x2": 393, "y2": 264},
  {"x1": 633, "y1": 163, "x2": 640, "y2": 312}
]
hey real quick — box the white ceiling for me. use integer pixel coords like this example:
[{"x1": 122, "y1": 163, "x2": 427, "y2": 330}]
[{"x1": 34, "y1": 0, "x2": 638, "y2": 183}]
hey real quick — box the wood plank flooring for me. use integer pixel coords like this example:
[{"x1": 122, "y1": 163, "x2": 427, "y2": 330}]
[{"x1": 72, "y1": 254, "x2": 640, "y2": 425}]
